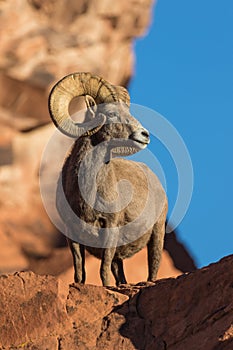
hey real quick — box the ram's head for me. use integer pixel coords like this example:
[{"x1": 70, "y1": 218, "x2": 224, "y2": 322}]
[{"x1": 48, "y1": 72, "x2": 150, "y2": 156}]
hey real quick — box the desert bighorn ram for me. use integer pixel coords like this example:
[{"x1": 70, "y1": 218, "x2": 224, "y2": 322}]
[{"x1": 49, "y1": 72, "x2": 167, "y2": 286}]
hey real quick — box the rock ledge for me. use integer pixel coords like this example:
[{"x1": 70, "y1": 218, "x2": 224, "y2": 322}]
[{"x1": 0, "y1": 255, "x2": 232, "y2": 349}]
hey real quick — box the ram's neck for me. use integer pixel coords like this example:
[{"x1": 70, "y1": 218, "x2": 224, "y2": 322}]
[
  {"x1": 71, "y1": 137, "x2": 110, "y2": 167},
  {"x1": 65, "y1": 137, "x2": 114, "y2": 210}
]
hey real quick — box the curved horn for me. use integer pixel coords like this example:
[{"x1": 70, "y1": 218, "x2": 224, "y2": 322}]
[
  {"x1": 48, "y1": 72, "x2": 122, "y2": 138},
  {"x1": 114, "y1": 85, "x2": 130, "y2": 107}
]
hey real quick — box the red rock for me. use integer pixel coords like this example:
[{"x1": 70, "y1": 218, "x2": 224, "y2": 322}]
[
  {"x1": 1, "y1": 255, "x2": 232, "y2": 349},
  {"x1": 28, "y1": 246, "x2": 73, "y2": 276},
  {"x1": 97, "y1": 255, "x2": 233, "y2": 349},
  {"x1": 0, "y1": 272, "x2": 69, "y2": 348},
  {"x1": 65, "y1": 284, "x2": 128, "y2": 348},
  {"x1": 0, "y1": 0, "x2": 153, "y2": 129},
  {"x1": 0, "y1": 124, "x2": 60, "y2": 263},
  {"x1": 0, "y1": 73, "x2": 49, "y2": 129},
  {"x1": 0, "y1": 229, "x2": 28, "y2": 273},
  {"x1": 164, "y1": 231, "x2": 196, "y2": 273}
]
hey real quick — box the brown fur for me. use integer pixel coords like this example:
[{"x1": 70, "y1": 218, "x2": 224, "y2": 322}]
[{"x1": 56, "y1": 103, "x2": 168, "y2": 286}]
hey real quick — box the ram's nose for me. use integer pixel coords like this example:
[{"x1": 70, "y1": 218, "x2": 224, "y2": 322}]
[
  {"x1": 140, "y1": 128, "x2": 150, "y2": 143},
  {"x1": 129, "y1": 127, "x2": 150, "y2": 147}
]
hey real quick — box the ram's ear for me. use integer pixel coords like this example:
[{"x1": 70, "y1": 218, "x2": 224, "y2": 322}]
[{"x1": 85, "y1": 95, "x2": 97, "y2": 119}]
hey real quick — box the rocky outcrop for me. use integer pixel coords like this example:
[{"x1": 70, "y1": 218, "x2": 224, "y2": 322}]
[
  {"x1": 164, "y1": 231, "x2": 197, "y2": 273},
  {"x1": 0, "y1": 124, "x2": 59, "y2": 272},
  {"x1": 0, "y1": 255, "x2": 232, "y2": 349},
  {"x1": 0, "y1": 0, "x2": 154, "y2": 130}
]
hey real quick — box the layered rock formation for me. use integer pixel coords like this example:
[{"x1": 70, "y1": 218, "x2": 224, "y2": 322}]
[
  {"x1": 0, "y1": 0, "x2": 153, "y2": 130},
  {"x1": 0, "y1": 255, "x2": 232, "y2": 349}
]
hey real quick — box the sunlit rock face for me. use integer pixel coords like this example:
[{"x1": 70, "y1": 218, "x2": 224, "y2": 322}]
[
  {"x1": 0, "y1": 0, "x2": 154, "y2": 128},
  {"x1": 0, "y1": 256, "x2": 232, "y2": 349}
]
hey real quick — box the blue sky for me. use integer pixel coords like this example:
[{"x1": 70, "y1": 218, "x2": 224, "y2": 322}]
[{"x1": 129, "y1": 0, "x2": 233, "y2": 267}]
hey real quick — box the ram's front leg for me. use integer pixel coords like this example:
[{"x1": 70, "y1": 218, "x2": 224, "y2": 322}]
[
  {"x1": 100, "y1": 247, "x2": 116, "y2": 286},
  {"x1": 111, "y1": 258, "x2": 127, "y2": 286},
  {"x1": 68, "y1": 239, "x2": 86, "y2": 283},
  {"x1": 147, "y1": 218, "x2": 166, "y2": 281}
]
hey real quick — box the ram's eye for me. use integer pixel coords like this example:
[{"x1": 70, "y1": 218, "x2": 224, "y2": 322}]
[{"x1": 108, "y1": 112, "x2": 119, "y2": 119}]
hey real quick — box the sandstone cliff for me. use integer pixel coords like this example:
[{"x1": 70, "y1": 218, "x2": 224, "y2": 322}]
[
  {"x1": 0, "y1": 0, "x2": 153, "y2": 129},
  {"x1": 0, "y1": 255, "x2": 232, "y2": 349}
]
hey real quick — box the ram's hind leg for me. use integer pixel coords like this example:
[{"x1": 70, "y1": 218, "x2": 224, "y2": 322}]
[
  {"x1": 100, "y1": 248, "x2": 116, "y2": 286},
  {"x1": 68, "y1": 239, "x2": 86, "y2": 283},
  {"x1": 111, "y1": 258, "x2": 127, "y2": 286},
  {"x1": 147, "y1": 208, "x2": 166, "y2": 282}
]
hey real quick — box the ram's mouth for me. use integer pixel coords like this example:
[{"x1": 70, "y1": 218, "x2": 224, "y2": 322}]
[
  {"x1": 130, "y1": 138, "x2": 150, "y2": 150},
  {"x1": 129, "y1": 129, "x2": 150, "y2": 149},
  {"x1": 109, "y1": 132, "x2": 150, "y2": 157},
  {"x1": 134, "y1": 138, "x2": 150, "y2": 146}
]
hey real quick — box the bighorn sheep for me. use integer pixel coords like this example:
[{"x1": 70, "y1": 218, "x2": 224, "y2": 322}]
[{"x1": 48, "y1": 72, "x2": 167, "y2": 286}]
